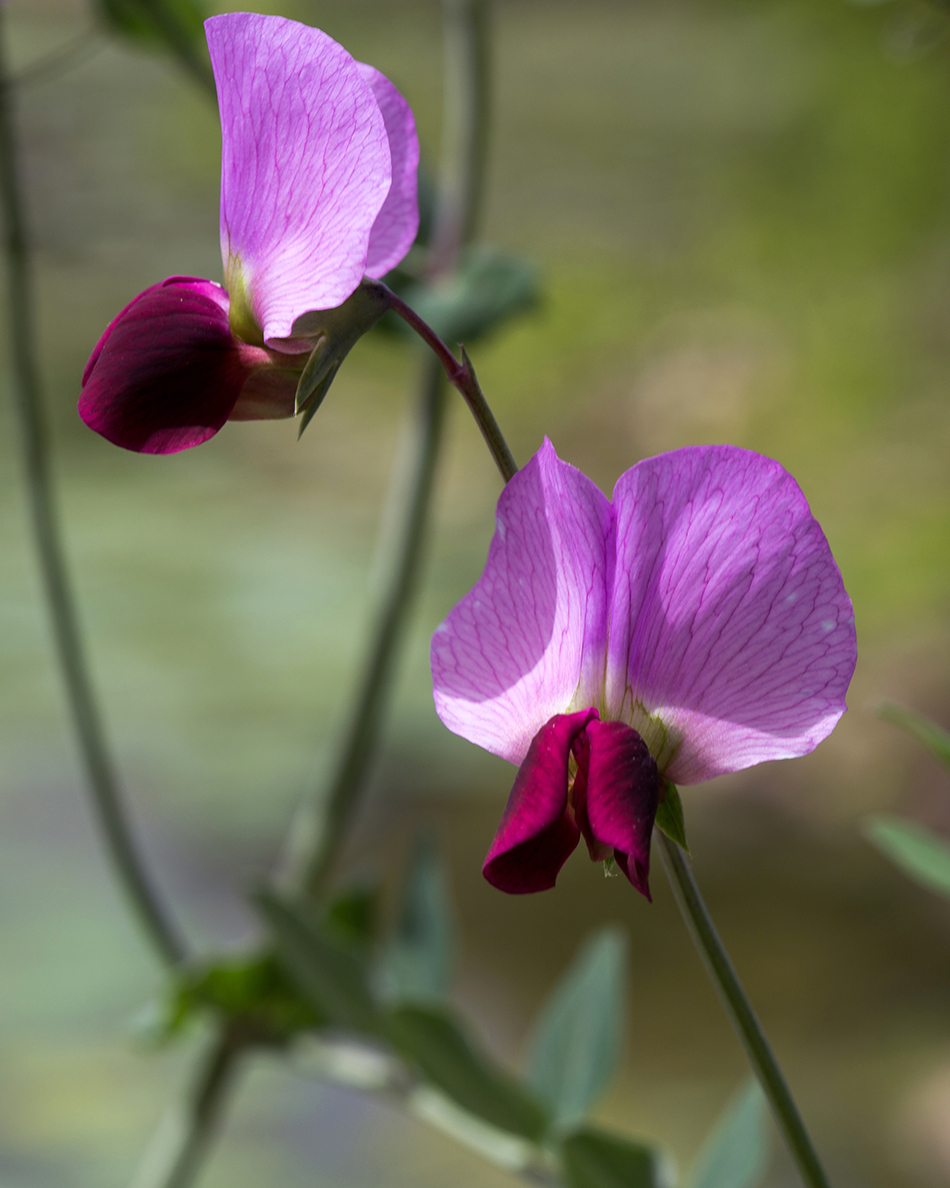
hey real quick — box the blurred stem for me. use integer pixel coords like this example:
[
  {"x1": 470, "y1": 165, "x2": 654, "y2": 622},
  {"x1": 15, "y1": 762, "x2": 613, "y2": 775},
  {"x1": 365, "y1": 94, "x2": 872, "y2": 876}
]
[
  {"x1": 287, "y1": 0, "x2": 495, "y2": 898},
  {"x1": 129, "y1": 1026, "x2": 243, "y2": 1188},
  {"x1": 656, "y1": 832, "x2": 832, "y2": 1188},
  {"x1": 0, "y1": 10, "x2": 186, "y2": 967}
]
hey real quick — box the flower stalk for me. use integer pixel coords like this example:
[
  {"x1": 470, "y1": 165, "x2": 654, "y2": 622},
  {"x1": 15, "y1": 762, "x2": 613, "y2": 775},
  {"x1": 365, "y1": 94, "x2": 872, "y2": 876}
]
[
  {"x1": 656, "y1": 832, "x2": 832, "y2": 1188},
  {"x1": 0, "y1": 6, "x2": 185, "y2": 968}
]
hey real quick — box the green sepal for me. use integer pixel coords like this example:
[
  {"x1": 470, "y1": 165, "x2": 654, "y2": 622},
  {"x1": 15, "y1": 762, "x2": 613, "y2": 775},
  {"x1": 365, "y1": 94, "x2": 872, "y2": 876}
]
[
  {"x1": 294, "y1": 282, "x2": 391, "y2": 427},
  {"x1": 393, "y1": 245, "x2": 538, "y2": 345},
  {"x1": 879, "y1": 701, "x2": 950, "y2": 769},
  {"x1": 863, "y1": 813, "x2": 950, "y2": 898},
  {"x1": 685, "y1": 1080, "x2": 769, "y2": 1188},
  {"x1": 655, "y1": 779, "x2": 689, "y2": 852},
  {"x1": 258, "y1": 892, "x2": 383, "y2": 1037},
  {"x1": 386, "y1": 1004, "x2": 549, "y2": 1141},
  {"x1": 526, "y1": 928, "x2": 626, "y2": 1131},
  {"x1": 559, "y1": 1126, "x2": 662, "y2": 1188}
]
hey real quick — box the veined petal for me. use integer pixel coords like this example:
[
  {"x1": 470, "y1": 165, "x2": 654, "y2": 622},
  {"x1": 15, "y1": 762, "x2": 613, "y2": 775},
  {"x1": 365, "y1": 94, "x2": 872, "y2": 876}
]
[
  {"x1": 79, "y1": 278, "x2": 257, "y2": 455},
  {"x1": 432, "y1": 439, "x2": 613, "y2": 765},
  {"x1": 207, "y1": 14, "x2": 392, "y2": 345},
  {"x1": 579, "y1": 720, "x2": 659, "y2": 899},
  {"x1": 483, "y1": 710, "x2": 596, "y2": 894},
  {"x1": 358, "y1": 63, "x2": 420, "y2": 279},
  {"x1": 606, "y1": 446, "x2": 857, "y2": 783}
]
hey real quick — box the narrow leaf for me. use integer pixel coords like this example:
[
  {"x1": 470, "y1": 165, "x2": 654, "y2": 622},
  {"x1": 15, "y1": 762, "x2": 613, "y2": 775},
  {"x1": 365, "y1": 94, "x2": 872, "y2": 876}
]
[
  {"x1": 560, "y1": 1127, "x2": 661, "y2": 1188},
  {"x1": 863, "y1": 814, "x2": 950, "y2": 898},
  {"x1": 387, "y1": 1004, "x2": 549, "y2": 1141},
  {"x1": 685, "y1": 1080, "x2": 769, "y2": 1188},
  {"x1": 526, "y1": 927, "x2": 627, "y2": 1129},
  {"x1": 258, "y1": 892, "x2": 382, "y2": 1036},
  {"x1": 655, "y1": 780, "x2": 689, "y2": 851},
  {"x1": 879, "y1": 702, "x2": 950, "y2": 768},
  {"x1": 379, "y1": 832, "x2": 453, "y2": 1003}
]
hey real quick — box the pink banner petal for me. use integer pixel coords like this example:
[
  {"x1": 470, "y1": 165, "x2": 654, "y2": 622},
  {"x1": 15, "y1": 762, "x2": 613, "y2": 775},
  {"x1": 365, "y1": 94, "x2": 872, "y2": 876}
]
[
  {"x1": 207, "y1": 14, "x2": 392, "y2": 345},
  {"x1": 607, "y1": 446, "x2": 856, "y2": 783},
  {"x1": 432, "y1": 439, "x2": 614, "y2": 764},
  {"x1": 358, "y1": 63, "x2": 420, "y2": 279},
  {"x1": 483, "y1": 710, "x2": 596, "y2": 894},
  {"x1": 79, "y1": 278, "x2": 254, "y2": 454}
]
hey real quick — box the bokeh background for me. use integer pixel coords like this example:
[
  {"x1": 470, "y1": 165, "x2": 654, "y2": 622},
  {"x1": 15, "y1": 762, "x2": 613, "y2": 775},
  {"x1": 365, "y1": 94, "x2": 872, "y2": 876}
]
[{"x1": 4, "y1": 0, "x2": 950, "y2": 1184}]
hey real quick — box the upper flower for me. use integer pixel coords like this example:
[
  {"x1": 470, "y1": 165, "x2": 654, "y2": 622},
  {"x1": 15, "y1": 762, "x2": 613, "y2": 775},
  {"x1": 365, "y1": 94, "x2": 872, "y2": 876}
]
[
  {"x1": 79, "y1": 13, "x2": 419, "y2": 454},
  {"x1": 431, "y1": 441, "x2": 857, "y2": 898}
]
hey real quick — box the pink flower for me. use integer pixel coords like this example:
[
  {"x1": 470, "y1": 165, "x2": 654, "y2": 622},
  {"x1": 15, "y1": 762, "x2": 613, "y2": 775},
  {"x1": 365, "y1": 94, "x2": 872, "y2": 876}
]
[
  {"x1": 431, "y1": 441, "x2": 856, "y2": 898},
  {"x1": 80, "y1": 14, "x2": 418, "y2": 454}
]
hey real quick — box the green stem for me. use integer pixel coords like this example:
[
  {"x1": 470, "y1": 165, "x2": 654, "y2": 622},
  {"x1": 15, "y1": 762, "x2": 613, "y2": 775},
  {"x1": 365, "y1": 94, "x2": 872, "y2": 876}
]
[
  {"x1": 128, "y1": 1027, "x2": 242, "y2": 1188},
  {"x1": 0, "y1": 9, "x2": 185, "y2": 967},
  {"x1": 656, "y1": 833, "x2": 832, "y2": 1188},
  {"x1": 127, "y1": 0, "x2": 215, "y2": 98}
]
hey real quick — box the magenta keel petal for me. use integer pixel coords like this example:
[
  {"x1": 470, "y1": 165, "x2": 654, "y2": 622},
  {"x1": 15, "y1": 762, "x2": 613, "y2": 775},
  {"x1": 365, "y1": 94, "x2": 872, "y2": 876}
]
[
  {"x1": 358, "y1": 63, "x2": 420, "y2": 278},
  {"x1": 483, "y1": 710, "x2": 596, "y2": 894},
  {"x1": 79, "y1": 278, "x2": 252, "y2": 454},
  {"x1": 207, "y1": 14, "x2": 393, "y2": 344}
]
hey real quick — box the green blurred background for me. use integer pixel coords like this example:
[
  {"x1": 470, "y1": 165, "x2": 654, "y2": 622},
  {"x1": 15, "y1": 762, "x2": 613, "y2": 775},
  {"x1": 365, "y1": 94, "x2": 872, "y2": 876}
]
[{"x1": 4, "y1": 0, "x2": 950, "y2": 1183}]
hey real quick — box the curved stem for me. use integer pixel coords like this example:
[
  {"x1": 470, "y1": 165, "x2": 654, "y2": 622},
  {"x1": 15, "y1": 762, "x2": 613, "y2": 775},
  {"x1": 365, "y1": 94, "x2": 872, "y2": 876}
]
[
  {"x1": 0, "y1": 10, "x2": 186, "y2": 967},
  {"x1": 656, "y1": 832, "x2": 831, "y2": 1188},
  {"x1": 375, "y1": 284, "x2": 517, "y2": 484},
  {"x1": 128, "y1": 1027, "x2": 242, "y2": 1188}
]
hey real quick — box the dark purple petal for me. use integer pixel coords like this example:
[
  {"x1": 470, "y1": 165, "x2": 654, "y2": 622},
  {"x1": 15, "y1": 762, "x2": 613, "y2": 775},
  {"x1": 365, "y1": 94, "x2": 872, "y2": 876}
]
[
  {"x1": 207, "y1": 14, "x2": 392, "y2": 344},
  {"x1": 483, "y1": 709, "x2": 597, "y2": 894},
  {"x1": 579, "y1": 720, "x2": 659, "y2": 900},
  {"x1": 607, "y1": 446, "x2": 857, "y2": 783},
  {"x1": 432, "y1": 439, "x2": 613, "y2": 765},
  {"x1": 79, "y1": 277, "x2": 256, "y2": 454},
  {"x1": 358, "y1": 63, "x2": 420, "y2": 278}
]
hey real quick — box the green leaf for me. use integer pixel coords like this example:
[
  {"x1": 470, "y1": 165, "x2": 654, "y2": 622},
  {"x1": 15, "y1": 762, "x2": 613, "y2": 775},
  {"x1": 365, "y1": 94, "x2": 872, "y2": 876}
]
[
  {"x1": 879, "y1": 702, "x2": 950, "y2": 768},
  {"x1": 398, "y1": 246, "x2": 539, "y2": 345},
  {"x1": 685, "y1": 1080, "x2": 769, "y2": 1188},
  {"x1": 655, "y1": 780, "x2": 689, "y2": 852},
  {"x1": 387, "y1": 1005, "x2": 549, "y2": 1141},
  {"x1": 526, "y1": 927, "x2": 627, "y2": 1130},
  {"x1": 96, "y1": 0, "x2": 203, "y2": 45},
  {"x1": 258, "y1": 892, "x2": 382, "y2": 1036},
  {"x1": 379, "y1": 832, "x2": 453, "y2": 1003},
  {"x1": 326, "y1": 883, "x2": 378, "y2": 948},
  {"x1": 863, "y1": 814, "x2": 950, "y2": 898},
  {"x1": 560, "y1": 1127, "x2": 661, "y2": 1188}
]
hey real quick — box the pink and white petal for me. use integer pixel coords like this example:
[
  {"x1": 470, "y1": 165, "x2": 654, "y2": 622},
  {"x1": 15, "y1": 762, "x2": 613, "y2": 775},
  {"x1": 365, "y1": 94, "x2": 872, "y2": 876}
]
[
  {"x1": 483, "y1": 710, "x2": 595, "y2": 894},
  {"x1": 581, "y1": 720, "x2": 659, "y2": 899},
  {"x1": 79, "y1": 278, "x2": 254, "y2": 455},
  {"x1": 606, "y1": 446, "x2": 857, "y2": 783},
  {"x1": 358, "y1": 64, "x2": 419, "y2": 278},
  {"x1": 431, "y1": 439, "x2": 613, "y2": 764},
  {"x1": 207, "y1": 14, "x2": 392, "y2": 345}
]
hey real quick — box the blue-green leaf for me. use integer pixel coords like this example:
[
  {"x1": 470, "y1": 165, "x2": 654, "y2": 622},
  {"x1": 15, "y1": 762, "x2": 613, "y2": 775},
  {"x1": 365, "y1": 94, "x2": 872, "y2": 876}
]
[
  {"x1": 685, "y1": 1080, "x2": 770, "y2": 1188},
  {"x1": 258, "y1": 892, "x2": 382, "y2": 1036},
  {"x1": 387, "y1": 1005, "x2": 549, "y2": 1140},
  {"x1": 879, "y1": 702, "x2": 950, "y2": 769},
  {"x1": 863, "y1": 814, "x2": 950, "y2": 898},
  {"x1": 560, "y1": 1127, "x2": 662, "y2": 1188},
  {"x1": 526, "y1": 927, "x2": 627, "y2": 1130},
  {"x1": 379, "y1": 832, "x2": 453, "y2": 1003},
  {"x1": 397, "y1": 245, "x2": 539, "y2": 345}
]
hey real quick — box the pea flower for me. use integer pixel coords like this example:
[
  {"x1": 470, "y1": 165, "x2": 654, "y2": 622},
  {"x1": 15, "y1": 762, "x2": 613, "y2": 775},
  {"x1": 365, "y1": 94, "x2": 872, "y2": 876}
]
[
  {"x1": 431, "y1": 441, "x2": 856, "y2": 899},
  {"x1": 79, "y1": 13, "x2": 419, "y2": 454}
]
